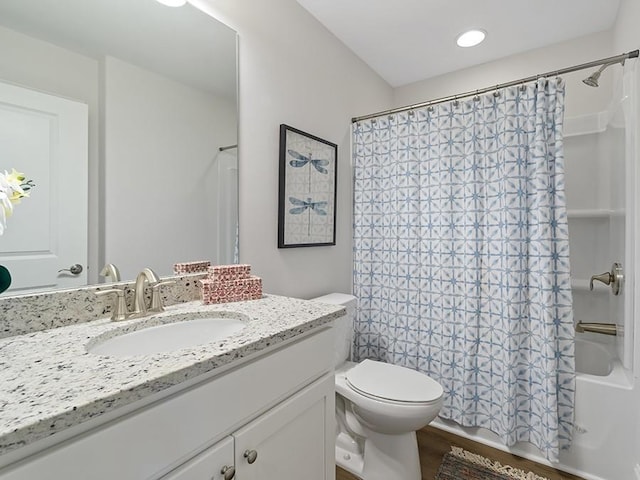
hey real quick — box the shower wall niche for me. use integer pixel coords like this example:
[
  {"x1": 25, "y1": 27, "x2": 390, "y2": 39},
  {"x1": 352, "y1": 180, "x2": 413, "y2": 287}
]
[{"x1": 564, "y1": 105, "x2": 629, "y2": 367}]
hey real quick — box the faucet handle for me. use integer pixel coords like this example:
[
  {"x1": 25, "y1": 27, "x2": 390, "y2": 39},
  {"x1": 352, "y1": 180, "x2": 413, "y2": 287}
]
[
  {"x1": 95, "y1": 288, "x2": 129, "y2": 321},
  {"x1": 590, "y1": 262, "x2": 624, "y2": 296},
  {"x1": 149, "y1": 280, "x2": 176, "y2": 313},
  {"x1": 589, "y1": 272, "x2": 612, "y2": 290}
]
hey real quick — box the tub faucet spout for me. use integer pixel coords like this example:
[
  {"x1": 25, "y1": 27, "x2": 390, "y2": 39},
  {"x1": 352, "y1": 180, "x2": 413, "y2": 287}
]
[{"x1": 575, "y1": 321, "x2": 617, "y2": 336}]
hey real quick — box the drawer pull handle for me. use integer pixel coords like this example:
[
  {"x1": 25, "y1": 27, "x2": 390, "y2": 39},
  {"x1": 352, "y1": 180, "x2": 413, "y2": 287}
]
[
  {"x1": 244, "y1": 449, "x2": 258, "y2": 464},
  {"x1": 221, "y1": 465, "x2": 236, "y2": 480}
]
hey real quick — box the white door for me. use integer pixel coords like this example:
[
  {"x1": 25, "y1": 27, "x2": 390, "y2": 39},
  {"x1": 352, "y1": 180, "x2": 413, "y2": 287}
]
[
  {"x1": 0, "y1": 81, "x2": 88, "y2": 292},
  {"x1": 234, "y1": 375, "x2": 334, "y2": 480}
]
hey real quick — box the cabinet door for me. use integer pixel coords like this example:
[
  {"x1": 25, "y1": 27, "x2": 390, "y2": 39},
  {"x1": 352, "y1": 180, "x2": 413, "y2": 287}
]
[
  {"x1": 234, "y1": 374, "x2": 335, "y2": 480},
  {"x1": 162, "y1": 437, "x2": 234, "y2": 480}
]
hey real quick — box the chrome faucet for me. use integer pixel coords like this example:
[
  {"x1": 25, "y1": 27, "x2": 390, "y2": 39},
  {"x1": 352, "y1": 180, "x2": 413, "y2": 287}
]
[
  {"x1": 95, "y1": 267, "x2": 175, "y2": 321},
  {"x1": 100, "y1": 263, "x2": 121, "y2": 282},
  {"x1": 131, "y1": 268, "x2": 160, "y2": 317}
]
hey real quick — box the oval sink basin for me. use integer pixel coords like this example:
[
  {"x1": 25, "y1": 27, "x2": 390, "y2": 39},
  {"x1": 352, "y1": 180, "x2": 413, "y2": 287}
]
[{"x1": 88, "y1": 317, "x2": 246, "y2": 357}]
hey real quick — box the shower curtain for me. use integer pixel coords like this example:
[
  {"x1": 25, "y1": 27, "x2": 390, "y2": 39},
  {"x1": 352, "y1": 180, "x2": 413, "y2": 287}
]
[{"x1": 352, "y1": 78, "x2": 575, "y2": 461}]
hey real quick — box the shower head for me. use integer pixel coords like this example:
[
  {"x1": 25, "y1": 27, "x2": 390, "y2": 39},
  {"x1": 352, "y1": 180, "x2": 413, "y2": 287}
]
[
  {"x1": 583, "y1": 66, "x2": 605, "y2": 87},
  {"x1": 582, "y1": 61, "x2": 619, "y2": 87},
  {"x1": 582, "y1": 72, "x2": 601, "y2": 87}
]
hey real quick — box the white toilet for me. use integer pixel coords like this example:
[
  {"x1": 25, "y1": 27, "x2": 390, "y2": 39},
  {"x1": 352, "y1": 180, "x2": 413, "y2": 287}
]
[{"x1": 313, "y1": 293, "x2": 444, "y2": 480}]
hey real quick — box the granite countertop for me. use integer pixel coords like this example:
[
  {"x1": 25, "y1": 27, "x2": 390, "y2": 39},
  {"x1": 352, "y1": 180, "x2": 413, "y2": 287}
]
[{"x1": 0, "y1": 295, "x2": 345, "y2": 457}]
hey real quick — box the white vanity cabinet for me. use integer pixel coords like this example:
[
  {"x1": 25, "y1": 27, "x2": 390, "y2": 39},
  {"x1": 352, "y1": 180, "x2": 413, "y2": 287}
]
[
  {"x1": 162, "y1": 437, "x2": 234, "y2": 480},
  {"x1": 0, "y1": 327, "x2": 335, "y2": 480},
  {"x1": 164, "y1": 375, "x2": 333, "y2": 480},
  {"x1": 232, "y1": 375, "x2": 333, "y2": 480}
]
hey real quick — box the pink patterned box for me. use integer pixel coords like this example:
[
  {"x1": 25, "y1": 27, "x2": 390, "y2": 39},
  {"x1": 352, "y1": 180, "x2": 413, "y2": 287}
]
[
  {"x1": 207, "y1": 264, "x2": 251, "y2": 282},
  {"x1": 173, "y1": 260, "x2": 211, "y2": 275},
  {"x1": 199, "y1": 276, "x2": 262, "y2": 304}
]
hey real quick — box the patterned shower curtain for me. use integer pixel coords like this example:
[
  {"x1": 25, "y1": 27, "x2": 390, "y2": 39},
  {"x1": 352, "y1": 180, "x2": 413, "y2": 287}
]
[{"x1": 352, "y1": 78, "x2": 575, "y2": 461}]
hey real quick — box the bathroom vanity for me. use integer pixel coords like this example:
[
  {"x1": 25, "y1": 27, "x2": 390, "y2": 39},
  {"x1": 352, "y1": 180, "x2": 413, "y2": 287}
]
[{"x1": 0, "y1": 295, "x2": 344, "y2": 479}]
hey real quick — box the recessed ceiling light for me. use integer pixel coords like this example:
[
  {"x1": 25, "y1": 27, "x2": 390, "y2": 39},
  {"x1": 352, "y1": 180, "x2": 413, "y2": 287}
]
[
  {"x1": 155, "y1": 0, "x2": 187, "y2": 7},
  {"x1": 456, "y1": 29, "x2": 486, "y2": 48}
]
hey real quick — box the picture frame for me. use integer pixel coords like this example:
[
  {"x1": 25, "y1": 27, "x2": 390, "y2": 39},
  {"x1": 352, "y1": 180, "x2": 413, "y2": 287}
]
[{"x1": 278, "y1": 124, "x2": 337, "y2": 248}]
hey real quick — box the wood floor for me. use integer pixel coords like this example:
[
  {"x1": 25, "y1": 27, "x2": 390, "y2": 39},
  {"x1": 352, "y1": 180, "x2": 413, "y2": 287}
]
[{"x1": 336, "y1": 425, "x2": 585, "y2": 480}]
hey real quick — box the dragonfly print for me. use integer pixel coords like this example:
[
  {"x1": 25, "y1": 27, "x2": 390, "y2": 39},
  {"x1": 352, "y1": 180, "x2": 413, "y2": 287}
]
[
  {"x1": 289, "y1": 196, "x2": 328, "y2": 236},
  {"x1": 288, "y1": 149, "x2": 329, "y2": 190}
]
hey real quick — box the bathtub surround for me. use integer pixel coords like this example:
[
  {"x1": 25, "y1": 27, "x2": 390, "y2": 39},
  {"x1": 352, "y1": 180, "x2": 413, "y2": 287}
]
[{"x1": 353, "y1": 79, "x2": 574, "y2": 461}]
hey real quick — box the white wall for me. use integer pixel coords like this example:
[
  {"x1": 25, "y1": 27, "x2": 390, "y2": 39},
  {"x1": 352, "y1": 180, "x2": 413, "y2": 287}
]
[
  {"x1": 103, "y1": 56, "x2": 237, "y2": 280},
  {"x1": 0, "y1": 26, "x2": 101, "y2": 284},
  {"x1": 394, "y1": 30, "x2": 615, "y2": 116},
  {"x1": 191, "y1": 0, "x2": 393, "y2": 299}
]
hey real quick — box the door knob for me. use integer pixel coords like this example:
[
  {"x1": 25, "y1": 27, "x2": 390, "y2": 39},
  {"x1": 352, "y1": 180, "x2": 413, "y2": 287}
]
[
  {"x1": 243, "y1": 449, "x2": 258, "y2": 464},
  {"x1": 590, "y1": 262, "x2": 623, "y2": 295},
  {"x1": 58, "y1": 264, "x2": 83, "y2": 275},
  {"x1": 220, "y1": 465, "x2": 236, "y2": 480}
]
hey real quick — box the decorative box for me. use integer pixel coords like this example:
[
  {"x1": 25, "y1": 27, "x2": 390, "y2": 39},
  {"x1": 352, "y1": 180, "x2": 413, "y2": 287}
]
[
  {"x1": 207, "y1": 264, "x2": 252, "y2": 282},
  {"x1": 173, "y1": 261, "x2": 211, "y2": 275},
  {"x1": 199, "y1": 276, "x2": 263, "y2": 304}
]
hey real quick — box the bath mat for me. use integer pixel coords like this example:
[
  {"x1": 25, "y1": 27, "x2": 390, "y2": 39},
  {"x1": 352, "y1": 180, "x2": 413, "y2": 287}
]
[{"x1": 435, "y1": 446, "x2": 551, "y2": 480}]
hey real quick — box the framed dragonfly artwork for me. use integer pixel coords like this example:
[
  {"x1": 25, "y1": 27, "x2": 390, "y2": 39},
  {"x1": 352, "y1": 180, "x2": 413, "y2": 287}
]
[{"x1": 278, "y1": 124, "x2": 337, "y2": 248}]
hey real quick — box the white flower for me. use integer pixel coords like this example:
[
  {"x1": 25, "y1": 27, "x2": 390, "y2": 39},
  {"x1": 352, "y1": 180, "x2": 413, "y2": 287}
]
[{"x1": 0, "y1": 169, "x2": 32, "y2": 236}]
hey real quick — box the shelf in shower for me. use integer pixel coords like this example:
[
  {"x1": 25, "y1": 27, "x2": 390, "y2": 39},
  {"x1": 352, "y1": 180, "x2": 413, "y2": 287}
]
[
  {"x1": 566, "y1": 209, "x2": 624, "y2": 219},
  {"x1": 564, "y1": 112, "x2": 608, "y2": 137}
]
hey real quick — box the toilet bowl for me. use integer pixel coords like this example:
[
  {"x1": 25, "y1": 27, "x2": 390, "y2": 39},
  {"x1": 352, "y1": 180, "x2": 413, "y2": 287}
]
[{"x1": 312, "y1": 293, "x2": 444, "y2": 480}]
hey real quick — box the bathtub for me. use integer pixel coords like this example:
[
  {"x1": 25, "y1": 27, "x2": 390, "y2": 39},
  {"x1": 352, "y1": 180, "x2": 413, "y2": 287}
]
[
  {"x1": 575, "y1": 336, "x2": 614, "y2": 377},
  {"x1": 432, "y1": 333, "x2": 637, "y2": 480}
]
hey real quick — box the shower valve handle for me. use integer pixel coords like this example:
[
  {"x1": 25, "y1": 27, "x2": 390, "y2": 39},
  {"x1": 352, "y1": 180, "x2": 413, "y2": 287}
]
[
  {"x1": 589, "y1": 262, "x2": 623, "y2": 296},
  {"x1": 590, "y1": 272, "x2": 612, "y2": 288}
]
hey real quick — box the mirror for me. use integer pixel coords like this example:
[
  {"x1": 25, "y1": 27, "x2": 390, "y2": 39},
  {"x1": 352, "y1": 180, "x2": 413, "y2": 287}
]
[{"x1": 0, "y1": 0, "x2": 238, "y2": 294}]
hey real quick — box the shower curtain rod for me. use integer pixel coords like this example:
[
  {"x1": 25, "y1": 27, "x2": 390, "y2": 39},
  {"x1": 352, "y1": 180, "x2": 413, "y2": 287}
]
[
  {"x1": 219, "y1": 144, "x2": 238, "y2": 152},
  {"x1": 351, "y1": 50, "x2": 639, "y2": 123}
]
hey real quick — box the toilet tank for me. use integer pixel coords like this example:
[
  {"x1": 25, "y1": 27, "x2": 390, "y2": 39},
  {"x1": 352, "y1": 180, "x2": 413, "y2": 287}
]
[{"x1": 311, "y1": 293, "x2": 357, "y2": 367}]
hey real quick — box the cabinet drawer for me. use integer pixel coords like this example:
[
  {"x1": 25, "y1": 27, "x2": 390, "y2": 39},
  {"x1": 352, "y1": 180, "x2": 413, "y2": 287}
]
[
  {"x1": 0, "y1": 326, "x2": 334, "y2": 480},
  {"x1": 162, "y1": 437, "x2": 233, "y2": 480}
]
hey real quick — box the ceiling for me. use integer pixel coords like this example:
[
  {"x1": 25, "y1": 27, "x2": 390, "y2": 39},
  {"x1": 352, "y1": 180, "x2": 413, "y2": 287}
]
[
  {"x1": 0, "y1": 0, "x2": 237, "y2": 98},
  {"x1": 296, "y1": 0, "x2": 621, "y2": 87}
]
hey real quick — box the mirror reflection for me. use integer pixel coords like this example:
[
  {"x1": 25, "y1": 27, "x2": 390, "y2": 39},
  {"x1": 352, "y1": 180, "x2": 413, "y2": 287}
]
[{"x1": 0, "y1": 0, "x2": 238, "y2": 294}]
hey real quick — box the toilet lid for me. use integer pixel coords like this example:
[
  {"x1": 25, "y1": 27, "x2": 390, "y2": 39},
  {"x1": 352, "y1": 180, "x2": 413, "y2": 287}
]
[{"x1": 345, "y1": 359, "x2": 443, "y2": 403}]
